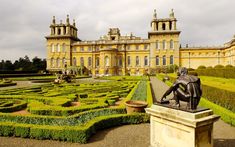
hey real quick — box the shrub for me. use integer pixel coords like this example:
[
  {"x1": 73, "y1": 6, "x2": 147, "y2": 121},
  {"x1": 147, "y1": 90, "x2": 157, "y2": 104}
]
[
  {"x1": 197, "y1": 65, "x2": 206, "y2": 69},
  {"x1": 214, "y1": 64, "x2": 224, "y2": 69}
]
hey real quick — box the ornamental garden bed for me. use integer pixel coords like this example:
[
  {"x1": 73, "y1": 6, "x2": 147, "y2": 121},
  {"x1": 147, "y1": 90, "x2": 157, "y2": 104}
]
[{"x1": 0, "y1": 76, "x2": 153, "y2": 143}]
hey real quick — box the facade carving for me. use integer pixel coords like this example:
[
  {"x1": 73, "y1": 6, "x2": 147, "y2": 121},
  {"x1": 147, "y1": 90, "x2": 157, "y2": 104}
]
[{"x1": 45, "y1": 10, "x2": 235, "y2": 75}]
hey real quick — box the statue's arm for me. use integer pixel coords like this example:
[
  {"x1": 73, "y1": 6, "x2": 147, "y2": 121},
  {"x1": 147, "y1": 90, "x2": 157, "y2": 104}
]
[{"x1": 161, "y1": 81, "x2": 178, "y2": 101}]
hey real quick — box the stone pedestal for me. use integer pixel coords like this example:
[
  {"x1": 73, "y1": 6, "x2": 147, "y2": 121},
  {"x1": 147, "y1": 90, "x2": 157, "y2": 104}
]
[{"x1": 145, "y1": 105, "x2": 220, "y2": 147}]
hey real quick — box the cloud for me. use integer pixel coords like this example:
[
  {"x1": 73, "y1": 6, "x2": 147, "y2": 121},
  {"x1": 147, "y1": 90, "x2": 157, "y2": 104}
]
[{"x1": 0, "y1": 0, "x2": 234, "y2": 61}]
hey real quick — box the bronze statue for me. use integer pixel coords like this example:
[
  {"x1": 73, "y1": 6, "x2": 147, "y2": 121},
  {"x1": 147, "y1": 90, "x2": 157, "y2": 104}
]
[{"x1": 160, "y1": 67, "x2": 202, "y2": 110}]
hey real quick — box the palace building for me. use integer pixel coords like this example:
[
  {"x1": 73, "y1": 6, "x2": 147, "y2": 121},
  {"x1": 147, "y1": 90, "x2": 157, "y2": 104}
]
[{"x1": 45, "y1": 9, "x2": 235, "y2": 75}]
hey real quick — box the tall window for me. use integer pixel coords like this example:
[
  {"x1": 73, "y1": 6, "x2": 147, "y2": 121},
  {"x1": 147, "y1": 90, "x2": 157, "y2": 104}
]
[
  {"x1": 156, "y1": 56, "x2": 159, "y2": 65},
  {"x1": 144, "y1": 56, "x2": 148, "y2": 66},
  {"x1": 118, "y1": 56, "x2": 122, "y2": 66},
  {"x1": 170, "y1": 55, "x2": 174, "y2": 64},
  {"x1": 163, "y1": 55, "x2": 166, "y2": 65},
  {"x1": 62, "y1": 57, "x2": 66, "y2": 67},
  {"x1": 80, "y1": 57, "x2": 84, "y2": 66},
  {"x1": 127, "y1": 56, "x2": 131, "y2": 66},
  {"x1": 170, "y1": 40, "x2": 174, "y2": 49},
  {"x1": 136, "y1": 45, "x2": 139, "y2": 50},
  {"x1": 96, "y1": 57, "x2": 99, "y2": 67},
  {"x1": 51, "y1": 58, "x2": 54, "y2": 67},
  {"x1": 127, "y1": 45, "x2": 130, "y2": 50},
  {"x1": 62, "y1": 44, "x2": 66, "y2": 52},
  {"x1": 88, "y1": 46, "x2": 92, "y2": 52},
  {"x1": 144, "y1": 44, "x2": 148, "y2": 50},
  {"x1": 57, "y1": 44, "x2": 60, "y2": 52},
  {"x1": 80, "y1": 47, "x2": 84, "y2": 52},
  {"x1": 162, "y1": 23, "x2": 166, "y2": 30},
  {"x1": 56, "y1": 58, "x2": 60, "y2": 67},
  {"x1": 88, "y1": 57, "x2": 92, "y2": 66},
  {"x1": 73, "y1": 57, "x2": 77, "y2": 66},
  {"x1": 105, "y1": 56, "x2": 109, "y2": 66},
  {"x1": 136, "y1": 56, "x2": 140, "y2": 66},
  {"x1": 163, "y1": 40, "x2": 166, "y2": 49},
  {"x1": 51, "y1": 44, "x2": 55, "y2": 52},
  {"x1": 156, "y1": 41, "x2": 159, "y2": 50}
]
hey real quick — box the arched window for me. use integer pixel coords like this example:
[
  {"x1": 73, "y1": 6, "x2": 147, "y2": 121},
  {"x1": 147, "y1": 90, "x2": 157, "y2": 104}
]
[
  {"x1": 144, "y1": 56, "x2": 148, "y2": 66},
  {"x1": 169, "y1": 21, "x2": 172, "y2": 30},
  {"x1": 62, "y1": 43, "x2": 66, "y2": 52},
  {"x1": 105, "y1": 56, "x2": 109, "y2": 66},
  {"x1": 62, "y1": 57, "x2": 66, "y2": 67},
  {"x1": 162, "y1": 23, "x2": 166, "y2": 30},
  {"x1": 58, "y1": 28, "x2": 61, "y2": 35},
  {"x1": 136, "y1": 56, "x2": 140, "y2": 66},
  {"x1": 96, "y1": 57, "x2": 100, "y2": 67},
  {"x1": 51, "y1": 44, "x2": 55, "y2": 52},
  {"x1": 73, "y1": 57, "x2": 77, "y2": 66},
  {"x1": 80, "y1": 57, "x2": 84, "y2": 66},
  {"x1": 163, "y1": 40, "x2": 166, "y2": 49},
  {"x1": 156, "y1": 41, "x2": 159, "y2": 49},
  {"x1": 163, "y1": 55, "x2": 166, "y2": 65},
  {"x1": 56, "y1": 58, "x2": 60, "y2": 67},
  {"x1": 88, "y1": 57, "x2": 92, "y2": 66},
  {"x1": 170, "y1": 40, "x2": 174, "y2": 49},
  {"x1": 170, "y1": 55, "x2": 174, "y2": 64},
  {"x1": 156, "y1": 56, "x2": 159, "y2": 65},
  {"x1": 118, "y1": 56, "x2": 122, "y2": 66},
  {"x1": 51, "y1": 58, "x2": 54, "y2": 67},
  {"x1": 57, "y1": 44, "x2": 60, "y2": 52},
  {"x1": 127, "y1": 56, "x2": 131, "y2": 66}
]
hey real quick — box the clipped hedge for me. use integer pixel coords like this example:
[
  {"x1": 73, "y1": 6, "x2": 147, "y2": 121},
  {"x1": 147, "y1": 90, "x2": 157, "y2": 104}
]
[
  {"x1": 0, "y1": 113, "x2": 149, "y2": 143},
  {"x1": 0, "y1": 82, "x2": 17, "y2": 87},
  {"x1": 0, "y1": 100, "x2": 27, "y2": 113},
  {"x1": 0, "y1": 108, "x2": 126, "y2": 126},
  {"x1": 195, "y1": 68, "x2": 235, "y2": 79},
  {"x1": 199, "y1": 98, "x2": 235, "y2": 126}
]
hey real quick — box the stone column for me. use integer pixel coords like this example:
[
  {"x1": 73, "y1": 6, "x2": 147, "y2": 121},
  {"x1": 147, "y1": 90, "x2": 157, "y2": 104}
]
[{"x1": 146, "y1": 105, "x2": 220, "y2": 147}]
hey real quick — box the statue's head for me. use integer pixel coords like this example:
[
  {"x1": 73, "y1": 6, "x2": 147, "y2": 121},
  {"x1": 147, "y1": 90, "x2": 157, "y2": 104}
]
[{"x1": 177, "y1": 67, "x2": 188, "y2": 76}]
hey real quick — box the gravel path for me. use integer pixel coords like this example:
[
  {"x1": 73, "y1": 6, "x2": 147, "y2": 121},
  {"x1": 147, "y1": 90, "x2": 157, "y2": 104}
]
[{"x1": 0, "y1": 81, "x2": 44, "y2": 90}]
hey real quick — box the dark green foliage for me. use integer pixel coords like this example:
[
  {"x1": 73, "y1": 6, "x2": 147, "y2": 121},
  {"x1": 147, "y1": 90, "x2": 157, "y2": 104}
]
[
  {"x1": 0, "y1": 113, "x2": 149, "y2": 143},
  {"x1": 202, "y1": 85, "x2": 235, "y2": 112},
  {"x1": 196, "y1": 68, "x2": 235, "y2": 78},
  {"x1": 197, "y1": 65, "x2": 206, "y2": 69},
  {"x1": 214, "y1": 64, "x2": 224, "y2": 69}
]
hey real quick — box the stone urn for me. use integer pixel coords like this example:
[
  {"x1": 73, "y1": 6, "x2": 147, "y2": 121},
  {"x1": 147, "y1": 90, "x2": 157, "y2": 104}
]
[{"x1": 125, "y1": 100, "x2": 148, "y2": 114}]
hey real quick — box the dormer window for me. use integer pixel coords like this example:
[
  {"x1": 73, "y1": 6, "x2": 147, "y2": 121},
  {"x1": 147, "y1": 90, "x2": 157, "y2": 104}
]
[{"x1": 111, "y1": 36, "x2": 115, "y2": 40}]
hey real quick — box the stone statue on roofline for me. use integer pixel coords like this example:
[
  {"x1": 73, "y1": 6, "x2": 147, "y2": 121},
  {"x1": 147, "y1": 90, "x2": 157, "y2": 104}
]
[{"x1": 160, "y1": 67, "x2": 202, "y2": 110}]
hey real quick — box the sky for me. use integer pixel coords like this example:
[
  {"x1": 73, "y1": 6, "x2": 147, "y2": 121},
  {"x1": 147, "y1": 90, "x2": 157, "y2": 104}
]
[{"x1": 0, "y1": 0, "x2": 234, "y2": 61}]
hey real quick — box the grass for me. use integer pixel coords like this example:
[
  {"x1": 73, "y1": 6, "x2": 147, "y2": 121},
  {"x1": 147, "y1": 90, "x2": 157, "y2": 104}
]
[{"x1": 131, "y1": 81, "x2": 147, "y2": 101}]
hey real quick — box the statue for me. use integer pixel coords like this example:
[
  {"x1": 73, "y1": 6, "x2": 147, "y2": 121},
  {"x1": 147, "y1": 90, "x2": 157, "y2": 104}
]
[{"x1": 160, "y1": 67, "x2": 202, "y2": 110}]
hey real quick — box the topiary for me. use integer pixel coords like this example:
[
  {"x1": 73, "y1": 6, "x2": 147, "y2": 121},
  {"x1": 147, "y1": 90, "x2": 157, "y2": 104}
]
[
  {"x1": 197, "y1": 65, "x2": 206, "y2": 69},
  {"x1": 225, "y1": 64, "x2": 233, "y2": 68},
  {"x1": 214, "y1": 64, "x2": 224, "y2": 69}
]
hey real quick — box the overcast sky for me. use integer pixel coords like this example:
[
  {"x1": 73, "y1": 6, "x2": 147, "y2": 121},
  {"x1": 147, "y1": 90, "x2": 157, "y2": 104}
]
[{"x1": 0, "y1": 0, "x2": 234, "y2": 61}]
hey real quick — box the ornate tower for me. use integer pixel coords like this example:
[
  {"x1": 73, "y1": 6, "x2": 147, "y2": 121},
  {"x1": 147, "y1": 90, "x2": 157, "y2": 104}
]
[
  {"x1": 148, "y1": 9, "x2": 181, "y2": 70},
  {"x1": 45, "y1": 15, "x2": 80, "y2": 72}
]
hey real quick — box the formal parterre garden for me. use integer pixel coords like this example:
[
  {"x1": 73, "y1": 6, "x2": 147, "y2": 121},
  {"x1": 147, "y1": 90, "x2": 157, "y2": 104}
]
[{"x1": 0, "y1": 76, "x2": 152, "y2": 143}]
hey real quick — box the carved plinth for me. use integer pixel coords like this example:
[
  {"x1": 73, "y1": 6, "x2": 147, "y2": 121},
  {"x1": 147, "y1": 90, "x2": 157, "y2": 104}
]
[{"x1": 145, "y1": 104, "x2": 220, "y2": 147}]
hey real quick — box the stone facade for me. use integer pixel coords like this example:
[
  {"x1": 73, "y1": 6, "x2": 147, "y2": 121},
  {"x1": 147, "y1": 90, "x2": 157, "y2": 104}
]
[{"x1": 45, "y1": 10, "x2": 235, "y2": 75}]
